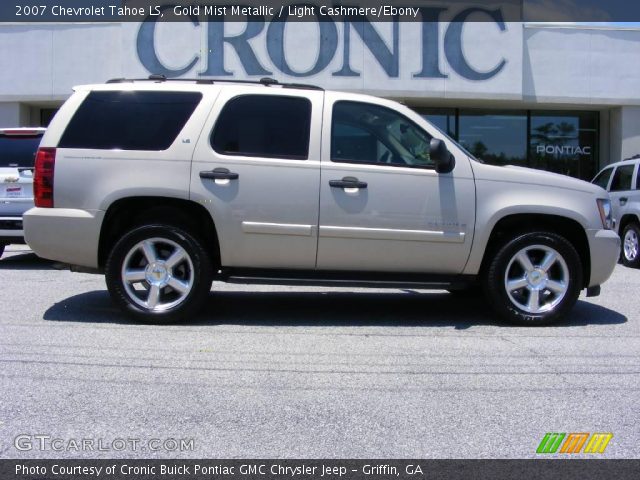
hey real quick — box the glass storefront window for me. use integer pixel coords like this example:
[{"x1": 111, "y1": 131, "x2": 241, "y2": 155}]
[
  {"x1": 417, "y1": 108, "x2": 457, "y2": 138},
  {"x1": 530, "y1": 111, "x2": 599, "y2": 180},
  {"x1": 409, "y1": 106, "x2": 600, "y2": 181},
  {"x1": 458, "y1": 110, "x2": 528, "y2": 165}
]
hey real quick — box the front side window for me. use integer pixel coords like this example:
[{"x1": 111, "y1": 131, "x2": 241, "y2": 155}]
[
  {"x1": 211, "y1": 95, "x2": 311, "y2": 160},
  {"x1": 59, "y1": 91, "x2": 202, "y2": 151},
  {"x1": 331, "y1": 101, "x2": 434, "y2": 168},
  {"x1": 610, "y1": 164, "x2": 635, "y2": 192},
  {"x1": 592, "y1": 167, "x2": 613, "y2": 190}
]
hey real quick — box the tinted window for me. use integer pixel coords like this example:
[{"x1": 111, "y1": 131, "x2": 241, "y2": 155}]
[
  {"x1": 592, "y1": 167, "x2": 613, "y2": 190},
  {"x1": 610, "y1": 164, "x2": 635, "y2": 192},
  {"x1": 417, "y1": 108, "x2": 457, "y2": 138},
  {"x1": 530, "y1": 111, "x2": 598, "y2": 180},
  {"x1": 331, "y1": 101, "x2": 433, "y2": 168},
  {"x1": 0, "y1": 135, "x2": 42, "y2": 168},
  {"x1": 211, "y1": 95, "x2": 311, "y2": 159},
  {"x1": 459, "y1": 110, "x2": 527, "y2": 166},
  {"x1": 59, "y1": 91, "x2": 202, "y2": 150}
]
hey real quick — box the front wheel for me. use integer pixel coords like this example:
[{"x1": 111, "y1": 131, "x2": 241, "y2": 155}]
[
  {"x1": 105, "y1": 225, "x2": 213, "y2": 323},
  {"x1": 621, "y1": 223, "x2": 640, "y2": 268},
  {"x1": 483, "y1": 232, "x2": 582, "y2": 326}
]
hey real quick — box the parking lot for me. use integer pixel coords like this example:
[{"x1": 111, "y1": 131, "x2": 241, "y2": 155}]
[{"x1": 0, "y1": 244, "x2": 638, "y2": 459}]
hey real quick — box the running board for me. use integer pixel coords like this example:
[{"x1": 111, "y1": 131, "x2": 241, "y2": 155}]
[{"x1": 220, "y1": 268, "x2": 475, "y2": 290}]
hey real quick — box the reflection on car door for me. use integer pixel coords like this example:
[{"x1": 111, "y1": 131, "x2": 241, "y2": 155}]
[{"x1": 316, "y1": 94, "x2": 476, "y2": 274}]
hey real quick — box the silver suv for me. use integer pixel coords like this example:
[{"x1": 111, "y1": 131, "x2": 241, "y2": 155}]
[
  {"x1": 592, "y1": 157, "x2": 640, "y2": 267},
  {"x1": 24, "y1": 77, "x2": 619, "y2": 326},
  {"x1": 0, "y1": 127, "x2": 45, "y2": 258}
]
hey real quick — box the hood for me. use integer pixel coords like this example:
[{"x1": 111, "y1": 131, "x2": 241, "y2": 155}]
[{"x1": 470, "y1": 161, "x2": 607, "y2": 197}]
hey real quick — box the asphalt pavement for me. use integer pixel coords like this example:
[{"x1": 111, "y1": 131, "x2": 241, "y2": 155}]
[{"x1": 0, "y1": 245, "x2": 638, "y2": 459}]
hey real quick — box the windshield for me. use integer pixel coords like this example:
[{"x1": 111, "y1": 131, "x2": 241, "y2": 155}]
[{"x1": 0, "y1": 135, "x2": 42, "y2": 168}]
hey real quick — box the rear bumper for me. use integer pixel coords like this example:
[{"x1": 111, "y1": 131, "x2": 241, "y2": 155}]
[
  {"x1": 587, "y1": 228, "x2": 620, "y2": 287},
  {"x1": 0, "y1": 216, "x2": 25, "y2": 243},
  {"x1": 23, "y1": 207, "x2": 104, "y2": 268}
]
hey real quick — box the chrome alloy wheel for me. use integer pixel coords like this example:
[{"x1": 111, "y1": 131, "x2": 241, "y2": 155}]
[
  {"x1": 624, "y1": 228, "x2": 639, "y2": 261},
  {"x1": 503, "y1": 245, "x2": 569, "y2": 314},
  {"x1": 121, "y1": 237, "x2": 194, "y2": 312}
]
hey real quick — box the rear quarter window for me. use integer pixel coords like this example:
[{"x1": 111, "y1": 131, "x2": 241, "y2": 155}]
[
  {"x1": 58, "y1": 91, "x2": 202, "y2": 151},
  {"x1": 211, "y1": 95, "x2": 312, "y2": 160},
  {"x1": 0, "y1": 135, "x2": 42, "y2": 168}
]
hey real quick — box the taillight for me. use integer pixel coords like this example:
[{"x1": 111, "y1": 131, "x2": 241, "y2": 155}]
[{"x1": 34, "y1": 147, "x2": 55, "y2": 208}]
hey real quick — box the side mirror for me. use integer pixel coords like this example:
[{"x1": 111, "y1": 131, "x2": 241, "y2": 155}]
[{"x1": 430, "y1": 138, "x2": 455, "y2": 174}]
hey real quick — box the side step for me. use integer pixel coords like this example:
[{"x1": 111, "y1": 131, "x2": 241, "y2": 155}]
[{"x1": 221, "y1": 268, "x2": 475, "y2": 290}]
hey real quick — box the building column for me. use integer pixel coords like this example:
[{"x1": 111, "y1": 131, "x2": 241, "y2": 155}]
[{"x1": 610, "y1": 106, "x2": 640, "y2": 163}]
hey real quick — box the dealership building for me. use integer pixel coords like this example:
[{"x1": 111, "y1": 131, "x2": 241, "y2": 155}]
[{"x1": 2, "y1": 10, "x2": 640, "y2": 180}]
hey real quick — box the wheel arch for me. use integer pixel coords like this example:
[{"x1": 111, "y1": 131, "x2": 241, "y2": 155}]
[
  {"x1": 98, "y1": 196, "x2": 220, "y2": 270},
  {"x1": 478, "y1": 213, "x2": 591, "y2": 288},
  {"x1": 618, "y1": 213, "x2": 640, "y2": 235}
]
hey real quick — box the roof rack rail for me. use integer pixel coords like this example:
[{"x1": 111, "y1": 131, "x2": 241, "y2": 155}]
[
  {"x1": 624, "y1": 153, "x2": 640, "y2": 160},
  {"x1": 105, "y1": 75, "x2": 323, "y2": 91}
]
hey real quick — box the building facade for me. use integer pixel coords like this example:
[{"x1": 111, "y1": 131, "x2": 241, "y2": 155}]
[{"x1": 2, "y1": 12, "x2": 640, "y2": 180}]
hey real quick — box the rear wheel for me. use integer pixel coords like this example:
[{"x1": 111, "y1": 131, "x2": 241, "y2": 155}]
[
  {"x1": 483, "y1": 232, "x2": 582, "y2": 326},
  {"x1": 105, "y1": 224, "x2": 213, "y2": 323},
  {"x1": 621, "y1": 222, "x2": 640, "y2": 268}
]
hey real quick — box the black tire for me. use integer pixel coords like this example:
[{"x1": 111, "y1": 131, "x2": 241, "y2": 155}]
[
  {"x1": 621, "y1": 222, "x2": 640, "y2": 268},
  {"x1": 483, "y1": 231, "x2": 583, "y2": 326},
  {"x1": 105, "y1": 224, "x2": 213, "y2": 324},
  {"x1": 0, "y1": 244, "x2": 5, "y2": 258}
]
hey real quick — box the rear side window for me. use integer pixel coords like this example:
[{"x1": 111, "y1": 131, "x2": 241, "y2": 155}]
[
  {"x1": 59, "y1": 91, "x2": 202, "y2": 151},
  {"x1": 0, "y1": 135, "x2": 42, "y2": 168},
  {"x1": 610, "y1": 164, "x2": 635, "y2": 192},
  {"x1": 592, "y1": 167, "x2": 613, "y2": 190},
  {"x1": 211, "y1": 95, "x2": 311, "y2": 159}
]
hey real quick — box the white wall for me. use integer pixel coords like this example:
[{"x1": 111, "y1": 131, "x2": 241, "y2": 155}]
[
  {"x1": 0, "y1": 23, "x2": 121, "y2": 102},
  {"x1": 524, "y1": 25, "x2": 640, "y2": 105},
  {"x1": 0, "y1": 102, "x2": 29, "y2": 127},
  {"x1": 2, "y1": 22, "x2": 640, "y2": 107}
]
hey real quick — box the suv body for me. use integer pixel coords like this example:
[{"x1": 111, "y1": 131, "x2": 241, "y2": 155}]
[
  {"x1": 24, "y1": 78, "x2": 619, "y2": 325},
  {"x1": 0, "y1": 128, "x2": 45, "y2": 257},
  {"x1": 592, "y1": 157, "x2": 640, "y2": 267}
]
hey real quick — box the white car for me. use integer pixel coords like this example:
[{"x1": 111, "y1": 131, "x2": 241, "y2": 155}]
[
  {"x1": 592, "y1": 157, "x2": 640, "y2": 267},
  {"x1": 0, "y1": 128, "x2": 45, "y2": 258},
  {"x1": 23, "y1": 77, "x2": 619, "y2": 325}
]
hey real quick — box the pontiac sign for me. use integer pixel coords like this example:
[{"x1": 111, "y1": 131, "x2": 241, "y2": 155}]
[
  {"x1": 135, "y1": 6, "x2": 512, "y2": 82},
  {"x1": 536, "y1": 145, "x2": 593, "y2": 156}
]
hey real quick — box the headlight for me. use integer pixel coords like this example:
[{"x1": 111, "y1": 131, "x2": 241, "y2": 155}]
[{"x1": 596, "y1": 199, "x2": 613, "y2": 230}]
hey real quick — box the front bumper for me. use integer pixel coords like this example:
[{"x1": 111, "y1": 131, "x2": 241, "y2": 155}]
[
  {"x1": 23, "y1": 207, "x2": 104, "y2": 268},
  {"x1": 587, "y1": 228, "x2": 620, "y2": 287}
]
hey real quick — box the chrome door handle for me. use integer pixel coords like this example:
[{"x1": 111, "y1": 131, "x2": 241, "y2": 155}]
[
  {"x1": 200, "y1": 167, "x2": 239, "y2": 180},
  {"x1": 329, "y1": 176, "x2": 367, "y2": 189}
]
